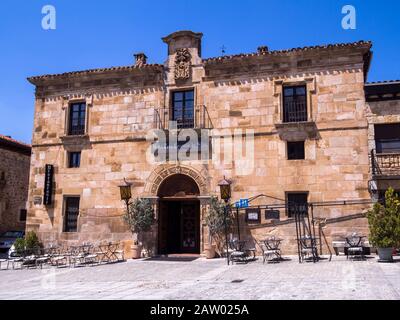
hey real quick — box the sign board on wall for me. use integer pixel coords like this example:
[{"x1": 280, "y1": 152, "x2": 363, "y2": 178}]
[
  {"x1": 265, "y1": 210, "x2": 280, "y2": 220},
  {"x1": 245, "y1": 208, "x2": 261, "y2": 223},
  {"x1": 43, "y1": 164, "x2": 54, "y2": 206}
]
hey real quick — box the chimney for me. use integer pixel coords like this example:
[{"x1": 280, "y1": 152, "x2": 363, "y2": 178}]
[
  {"x1": 134, "y1": 53, "x2": 147, "y2": 67},
  {"x1": 257, "y1": 46, "x2": 269, "y2": 54}
]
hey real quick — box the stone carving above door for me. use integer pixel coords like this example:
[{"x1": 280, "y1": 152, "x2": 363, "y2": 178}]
[{"x1": 174, "y1": 48, "x2": 191, "y2": 80}]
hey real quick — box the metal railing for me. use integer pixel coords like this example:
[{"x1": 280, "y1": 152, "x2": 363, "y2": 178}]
[
  {"x1": 153, "y1": 105, "x2": 213, "y2": 130},
  {"x1": 371, "y1": 149, "x2": 400, "y2": 176},
  {"x1": 283, "y1": 100, "x2": 308, "y2": 123}
]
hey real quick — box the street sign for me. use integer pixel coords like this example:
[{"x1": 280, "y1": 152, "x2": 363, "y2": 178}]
[{"x1": 235, "y1": 199, "x2": 249, "y2": 209}]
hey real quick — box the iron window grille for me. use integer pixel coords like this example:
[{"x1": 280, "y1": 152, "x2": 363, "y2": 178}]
[
  {"x1": 283, "y1": 86, "x2": 307, "y2": 123},
  {"x1": 64, "y1": 197, "x2": 80, "y2": 232},
  {"x1": 287, "y1": 193, "x2": 309, "y2": 217},
  {"x1": 68, "y1": 103, "x2": 86, "y2": 135}
]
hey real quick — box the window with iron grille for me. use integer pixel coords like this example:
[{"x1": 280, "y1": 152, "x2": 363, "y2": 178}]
[
  {"x1": 283, "y1": 86, "x2": 307, "y2": 123},
  {"x1": 68, "y1": 152, "x2": 81, "y2": 168},
  {"x1": 64, "y1": 197, "x2": 80, "y2": 232},
  {"x1": 68, "y1": 103, "x2": 86, "y2": 135},
  {"x1": 172, "y1": 90, "x2": 194, "y2": 129},
  {"x1": 287, "y1": 192, "x2": 308, "y2": 217},
  {"x1": 19, "y1": 209, "x2": 27, "y2": 222},
  {"x1": 287, "y1": 141, "x2": 305, "y2": 160}
]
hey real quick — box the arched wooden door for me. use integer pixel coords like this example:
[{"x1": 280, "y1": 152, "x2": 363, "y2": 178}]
[{"x1": 157, "y1": 174, "x2": 201, "y2": 254}]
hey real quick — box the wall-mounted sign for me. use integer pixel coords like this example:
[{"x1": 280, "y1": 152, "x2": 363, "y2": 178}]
[
  {"x1": 33, "y1": 196, "x2": 42, "y2": 206},
  {"x1": 265, "y1": 210, "x2": 280, "y2": 220},
  {"x1": 43, "y1": 164, "x2": 54, "y2": 206},
  {"x1": 245, "y1": 208, "x2": 261, "y2": 223}
]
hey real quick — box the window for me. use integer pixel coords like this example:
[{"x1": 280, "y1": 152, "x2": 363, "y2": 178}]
[
  {"x1": 68, "y1": 152, "x2": 81, "y2": 168},
  {"x1": 0, "y1": 171, "x2": 5, "y2": 180},
  {"x1": 68, "y1": 102, "x2": 86, "y2": 135},
  {"x1": 287, "y1": 192, "x2": 308, "y2": 217},
  {"x1": 64, "y1": 197, "x2": 80, "y2": 232},
  {"x1": 283, "y1": 86, "x2": 307, "y2": 123},
  {"x1": 375, "y1": 124, "x2": 400, "y2": 154},
  {"x1": 19, "y1": 209, "x2": 27, "y2": 222},
  {"x1": 287, "y1": 141, "x2": 305, "y2": 160},
  {"x1": 172, "y1": 90, "x2": 194, "y2": 129}
]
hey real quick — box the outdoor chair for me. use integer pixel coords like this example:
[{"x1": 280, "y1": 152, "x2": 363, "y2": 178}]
[
  {"x1": 227, "y1": 240, "x2": 247, "y2": 264},
  {"x1": 0, "y1": 259, "x2": 7, "y2": 270},
  {"x1": 257, "y1": 238, "x2": 282, "y2": 264},
  {"x1": 346, "y1": 235, "x2": 365, "y2": 260},
  {"x1": 299, "y1": 236, "x2": 318, "y2": 262}
]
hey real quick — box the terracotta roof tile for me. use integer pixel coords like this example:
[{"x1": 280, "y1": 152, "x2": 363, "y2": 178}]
[
  {"x1": 204, "y1": 40, "x2": 372, "y2": 63},
  {"x1": 28, "y1": 63, "x2": 164, "y2": 83},
  {"x1": 0, "y1": 134, "x2": 31, "y2": 148}
]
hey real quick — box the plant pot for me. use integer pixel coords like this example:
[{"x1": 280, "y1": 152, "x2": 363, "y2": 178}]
[
  {"x1": 204, "y1": 244, "x2": 216, "y2": 259},
  {"x1": 131, "y1": 244, "x2": 143, "y2": 259},
  {"x1": 377, "y1": 247, "x2": 394, "y2": 262}
]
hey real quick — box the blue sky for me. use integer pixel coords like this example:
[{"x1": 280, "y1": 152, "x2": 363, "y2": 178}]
[{"x1": 0, "y1": 0, "x2": 399, "y2": 144}]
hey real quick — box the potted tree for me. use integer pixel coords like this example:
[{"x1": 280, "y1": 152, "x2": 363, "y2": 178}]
[
  {"x1": 123, "y1": 198, "x2": 155, "y2": 259},
  {"x1": 367, "y1": 188, "x2": 400, "y2": 262},
  {"x1": 204, "y1": 197, "x2": 233, "y2": 259}
]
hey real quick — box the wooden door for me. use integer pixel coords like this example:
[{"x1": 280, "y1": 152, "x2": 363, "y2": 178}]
[{"x1": 180, "y1": 201, "x2": 200, "y2": 253}]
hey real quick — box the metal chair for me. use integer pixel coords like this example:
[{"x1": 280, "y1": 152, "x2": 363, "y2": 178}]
[{"x1": 346, "y1": 236, "x2": 365, "y2": 260}]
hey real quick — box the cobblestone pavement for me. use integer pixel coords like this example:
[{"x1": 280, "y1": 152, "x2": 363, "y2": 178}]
[{"x1": 0, "y1": 255, "x2": 399, "y2": 300}]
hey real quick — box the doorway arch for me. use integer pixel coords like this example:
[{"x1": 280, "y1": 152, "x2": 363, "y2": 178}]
[{"x1": 157, "y1": 174, "x2": 201, "y2": 254}]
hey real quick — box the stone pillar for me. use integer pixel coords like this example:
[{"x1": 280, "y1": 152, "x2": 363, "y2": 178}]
[{"x1": 198, "y1": 196, "x2": 211, "y2": 254}]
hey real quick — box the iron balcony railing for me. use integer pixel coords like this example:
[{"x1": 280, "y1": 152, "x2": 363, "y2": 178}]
[
  {"x1": 68, "y1": 125, "x2": 85, "y2": 136},
  {"x1": 283, "y1": 100, "x2": 308, "y2": 123},
  {"x1": 371, "y1": 149, "x2": 400, "y2": 176},
  {"x1": 154, "y1": 105, "x2": 213, "y2": 130}
]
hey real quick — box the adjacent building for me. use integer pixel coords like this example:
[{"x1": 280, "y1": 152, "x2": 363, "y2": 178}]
[
  {"x1": 27, "y1": 31, "x2": 380, "y2": 254},
  {"x1": 0, "y1": 135, "x2": 31, "y2": 234}
]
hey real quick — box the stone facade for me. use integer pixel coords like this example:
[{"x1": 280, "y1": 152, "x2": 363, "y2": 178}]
[
  {"x1": 27, "y1": 31, "x2": 375, "y2": 254},
  {"x1": 366, "y1": 81, "x2": 400, "y2": 196},
  {"x1": 0, "y1": 135, "x2": 31, "y2": 234}
]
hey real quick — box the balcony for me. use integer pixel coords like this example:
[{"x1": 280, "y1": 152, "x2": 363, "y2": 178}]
[
  {"x1": 154, "y1": 105, "x2": 213, "y2": 130},
  {"x1": 371, "y1": 149, "x2": 400, "y2": 177}
]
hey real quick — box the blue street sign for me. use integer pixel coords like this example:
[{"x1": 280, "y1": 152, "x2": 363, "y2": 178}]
[{"x1": 235, "y1": 199, "x2": 249, "y2": 209}]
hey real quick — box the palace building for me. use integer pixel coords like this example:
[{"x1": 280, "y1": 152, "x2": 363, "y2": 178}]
[{"x1": 27, "y1": 30, "x2": 394, "y2": 255}]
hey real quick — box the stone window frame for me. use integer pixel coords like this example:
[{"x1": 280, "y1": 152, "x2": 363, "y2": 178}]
[
  {"x1": 274, "y1": 77, "x2": 316, "y2": 124},
  {"x1": 61, "y1": 195, "x2": 81, "y2": 233},
  {"x1": 61, "y1": 95, "x2": 93, "y2": 137}
]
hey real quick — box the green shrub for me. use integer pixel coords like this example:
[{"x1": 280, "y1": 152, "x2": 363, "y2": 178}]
[
  {"x1": 123, "y1": 198, "x2": 155, "y2": 245},
  {"x1": 367, "y1": 188, "x2": 400, "y2": 248},
  {"x1": 14, "y1": 238, "x2": 26, "y2": 255},
  {"x1": 205, "y1": 197, "x2": 234, "y2": 254},
  {"x1": 25, "y1": 231, "x2": 41, "y2": 250}
]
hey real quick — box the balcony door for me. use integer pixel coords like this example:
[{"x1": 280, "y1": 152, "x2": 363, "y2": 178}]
[{"x1": 172, "y1": 90, "x2": 194, "y2": 129}]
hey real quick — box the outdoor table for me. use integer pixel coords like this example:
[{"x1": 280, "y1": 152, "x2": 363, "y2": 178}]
[{"x1": 97, "y1": 242, "x2": 119, "y2": 264}]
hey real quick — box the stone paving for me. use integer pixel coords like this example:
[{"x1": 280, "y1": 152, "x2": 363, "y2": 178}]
[{"x1": 0, "y1": 255, "x2": 399, "y2": 300}]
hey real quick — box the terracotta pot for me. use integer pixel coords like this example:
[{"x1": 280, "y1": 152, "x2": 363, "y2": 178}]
[
  {"x1": 131, "y1": 244, "x2": 143, "y2": 259},
  {"x1": 204, "y1": 244, "x2": 216, "y2": 259}
]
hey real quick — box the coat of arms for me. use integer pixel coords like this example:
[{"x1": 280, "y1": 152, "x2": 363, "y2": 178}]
[{"x1": 174, "y1": 48, "x2": 191, "y2": 80}]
